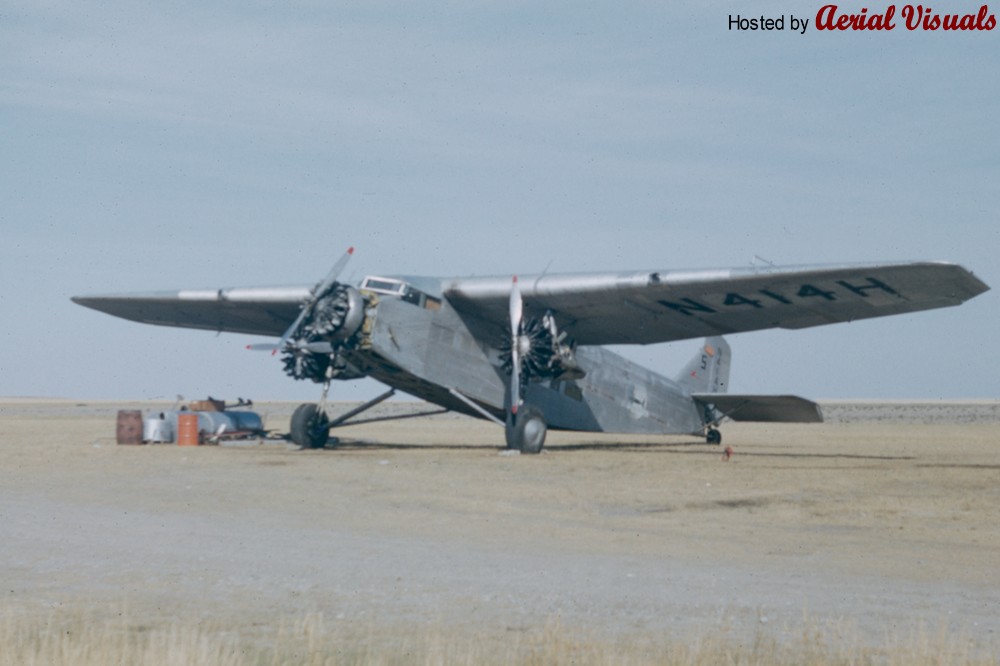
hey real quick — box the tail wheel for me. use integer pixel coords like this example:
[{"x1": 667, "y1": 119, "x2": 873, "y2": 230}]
[
  {"x1": 290, "y1": 403, "x2": 331, "y2": 449},
  {"x1": 505, "y1": 405, "x2": 547, "y2": 454}
]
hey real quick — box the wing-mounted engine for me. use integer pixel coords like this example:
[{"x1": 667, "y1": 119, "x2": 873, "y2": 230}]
[
  {"x1": 499, "y1": 310, "x2": 584, "y2": 382},
  {"x1": 499, "y1": 278, "x2": 585, "y2": 454},
  {"x1": 282, "y1": 284, "x2": 367, "y2": 383}
]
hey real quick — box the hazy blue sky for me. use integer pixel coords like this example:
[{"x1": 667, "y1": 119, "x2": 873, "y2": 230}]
[{"x1": 2, "y1": 1, "x2": 997, "y2": 401}]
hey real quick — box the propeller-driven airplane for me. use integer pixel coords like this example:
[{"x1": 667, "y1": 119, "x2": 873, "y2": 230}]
[{"x1": 72, "y1": 252, "x2": 988, "y2": 453}]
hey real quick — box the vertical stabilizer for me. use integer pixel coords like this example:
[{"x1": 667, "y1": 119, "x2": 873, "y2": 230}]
[{"x1": 675, "y1": 336, "x2": 731, "y2": 394}]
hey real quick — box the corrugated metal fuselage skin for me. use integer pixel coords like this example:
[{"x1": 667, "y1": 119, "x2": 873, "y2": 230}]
[{"x1": 346, "y1": 296, "x2": 705, "y2": 436}]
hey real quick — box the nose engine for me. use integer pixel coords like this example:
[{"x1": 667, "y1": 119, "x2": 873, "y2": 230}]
[
  {"x1": 282, "y1": 285, "x2": 366, "y2": 382},
  {"x1": 307, "y1": 285, "x2": 365, "y2": 342}
]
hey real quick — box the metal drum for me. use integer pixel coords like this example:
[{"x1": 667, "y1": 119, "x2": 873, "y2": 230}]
[
  {"x1": 176, "y1": 413, "x2": 200, "y2": 446},
  {"x1": 116, "y1": 410, "x2": 143, "y2": 445}
]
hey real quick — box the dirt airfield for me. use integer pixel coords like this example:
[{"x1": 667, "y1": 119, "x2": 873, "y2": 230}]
[{"x1": 2, "y1": 399, "x2": 999, "y2": 659}]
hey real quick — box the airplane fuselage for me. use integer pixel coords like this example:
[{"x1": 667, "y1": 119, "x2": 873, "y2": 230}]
[{"x1": 344, "y1": 292, "x2": 707, "y2": 436}]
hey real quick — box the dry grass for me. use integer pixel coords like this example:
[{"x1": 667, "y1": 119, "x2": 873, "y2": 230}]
[{"x1": 1, "y1": 608, "x2": 995, "y2": 666}]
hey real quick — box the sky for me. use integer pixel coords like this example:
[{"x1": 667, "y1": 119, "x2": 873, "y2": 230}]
[{"x1": 1, "y1": 0, "x2": 997, "y2": 402}]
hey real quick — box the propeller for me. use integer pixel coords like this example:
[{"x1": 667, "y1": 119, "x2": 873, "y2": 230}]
[
  {"x1": 271, "y1": 246, "x2": 354, "y2": 355},
  {"x1": 246, "y1": 341, "x2": 333, "y2": 354},
  {"x1": 508, "y1": 275, "x2": 523, "y2": 416}
]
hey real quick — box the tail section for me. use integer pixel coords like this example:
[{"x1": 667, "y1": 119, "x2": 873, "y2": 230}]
[{"x1": 675, "y1": 336, "x2": 730, "y2": 395}]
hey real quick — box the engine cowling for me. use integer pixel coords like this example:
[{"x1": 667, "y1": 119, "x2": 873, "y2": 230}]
[
  {"x1": 306, "y1": 285, "x2": 365, "y2": 341},
  {"x1": 282, "y1": 285, "x2": 367, "y2": 383}
]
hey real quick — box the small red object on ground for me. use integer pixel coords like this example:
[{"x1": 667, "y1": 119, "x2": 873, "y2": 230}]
[{"x1": 721, "y1": 446, "x2": 734, "y2": 461}]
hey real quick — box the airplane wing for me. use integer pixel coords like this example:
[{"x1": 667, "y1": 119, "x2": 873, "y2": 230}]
[
  {"x1": 73, "y1": 261, "x2": 988, "y2": 345},
  {"x1": 692, "y1": 394, "x2": 823, "y2": 422},
  {"x1": 71, "y1": 286, "x2": 310, "y2": 336},
  {"x1": 443, "y1": 261, "x2": 989, "y2": 345}
]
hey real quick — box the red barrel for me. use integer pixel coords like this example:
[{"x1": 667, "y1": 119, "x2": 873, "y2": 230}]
[
  {"x1": 116, "y1": 410, "x2": 143, "y2": 445},
  {"x1": 176, "y1": 413, "x2": 201, "y2": 446}
]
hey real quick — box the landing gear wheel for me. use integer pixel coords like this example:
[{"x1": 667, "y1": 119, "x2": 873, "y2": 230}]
[
  {"x1": 505, "y1": 405, "x2": 547, "y2": 454},
  {"x1": 706, "y1": 428, "x2": 722, "y2": 445},
  {"x1": 290, "y1": 403, "x2": 331, "y2": 449}
]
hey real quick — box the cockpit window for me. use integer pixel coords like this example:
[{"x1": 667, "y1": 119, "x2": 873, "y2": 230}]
[
  {"x1": 361, "y1": 276, "x2": 437, "y2": 309},
  {"x1": 361, "y1": 278, "x2": 406, "y2": 295}
]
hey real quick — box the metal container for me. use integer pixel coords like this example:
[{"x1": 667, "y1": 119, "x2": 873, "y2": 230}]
[
  {"x1": 162, "y1": 409, "x2": 264, "y2": 443},
  {"x1": 176, "y1": 413, "x2": 200, "y2": 446},
  {"x1": 143, "y1": 416, "x2": 173, "y2": 443},
  {"x1": 228, "y1": 411, "x2": 264, "y2": 432},
  {"x1": 116, "y1": 410, "x2": 143, "y2": 445},
  {"x1": 196, "y1": 411, "x2": 264, "y2": 436}
]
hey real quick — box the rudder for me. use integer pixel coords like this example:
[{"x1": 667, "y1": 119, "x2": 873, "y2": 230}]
[{"x1": 675, "y1": 336, "x2": 730, "y2": 394}]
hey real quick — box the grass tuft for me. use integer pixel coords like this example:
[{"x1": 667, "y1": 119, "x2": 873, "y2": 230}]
[{"x1": 0, "y1": 607, "x2": 996, "y2": 666}]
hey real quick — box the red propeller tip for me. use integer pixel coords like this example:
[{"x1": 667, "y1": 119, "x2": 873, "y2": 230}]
[
  {"x1": 512, "y1": 275, "x2": 518, "y2": 283},
  {"x1": 347, "y1": 246, "x2": 355, "y2": 254}
]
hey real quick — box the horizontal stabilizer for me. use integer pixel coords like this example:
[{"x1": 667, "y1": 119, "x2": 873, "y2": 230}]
[{"x1": 692, "y1": 394, "x2": 823, "y2": 423}]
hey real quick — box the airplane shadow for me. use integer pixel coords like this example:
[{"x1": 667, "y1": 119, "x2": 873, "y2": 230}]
[
  {"x1": 295, "y1": 437, "x2": 915, "y2": 461},
  {"x1": 291, "y1": 437, "x2": 703, "y2": 453},
  {"x1": 549, "y1": 442, "x2": 915, "y2": 461}
]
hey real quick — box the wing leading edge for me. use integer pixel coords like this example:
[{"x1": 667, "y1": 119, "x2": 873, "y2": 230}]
[
  {"x1": 443, "y1": 261, "x2": 988, "y2": 345},
  {"x1": 71, "y1": 286, "x2": 310, "y2": 337}
]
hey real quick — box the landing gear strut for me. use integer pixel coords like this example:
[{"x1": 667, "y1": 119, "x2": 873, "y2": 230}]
[
  {"x1": 505, "y1": 405, "x2": 547, "y2": 454},
  {"x1": 288, "y1": 388, "x2": 450, "y2": 449}
]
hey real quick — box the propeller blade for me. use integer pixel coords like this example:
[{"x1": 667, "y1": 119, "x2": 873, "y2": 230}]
[
  {"x1": 510, "y1": 351, "x2": 520, "y2": 415},
  {"x1": 274, "y1": 246, "x2": 355, "y2": 355},
  {"x1": 313, "y1": 246, "x2": 355, "y2": 303},
  {"x1": 273, "y1": 307, "x2": 312, "y2": 356},
  {"x1": 249, "y1": 341, "x2": 333, "y2": 354},
  {"x1": 302, "y1": 341, "x2": 334, "y2": 354},
  {"x1": 509, "y1": 275, "x2": 522, "y2": 341},
  {"x1": 509, "y1": 276, "x2": 522, "y2": 415}
]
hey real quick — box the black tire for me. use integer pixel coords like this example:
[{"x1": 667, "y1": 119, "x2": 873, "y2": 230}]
[
  {"x1": 290, "y1": 403, "x2": 330, "y2": 449},
  {"x1": 505, "y1": 405, "x2": 547, "y2": 454},
  {"x1": 706, "y1": 428, "x2": 722, "y2": 445}
]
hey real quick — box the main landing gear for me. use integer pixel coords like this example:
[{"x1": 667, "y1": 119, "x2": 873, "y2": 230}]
[
  {"x1": 705, "y1": 427, "x2": 722, "y2": 445},
  {"x1": 505, "y1": 405, "x2": 547, "y2": 454},
  {"x1": 290, "y1": 403, "x2": 331, "y2": 449},
  {"x1": 288, "y1": 387, "x2": 450, "y2": 449}
]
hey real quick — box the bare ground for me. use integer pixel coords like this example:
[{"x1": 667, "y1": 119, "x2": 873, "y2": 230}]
[{"x1": 1, "y1": 399, "x2": 999, "y2": 655}]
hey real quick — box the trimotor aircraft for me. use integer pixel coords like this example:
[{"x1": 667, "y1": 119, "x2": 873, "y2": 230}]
[{"x1": 72, "y1": 251, "x2": 988, "y2": 453}]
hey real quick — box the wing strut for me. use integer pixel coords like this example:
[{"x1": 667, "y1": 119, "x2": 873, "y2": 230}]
[{"x1": 327, "y1": 388, "x2": 397, "y2": 428}]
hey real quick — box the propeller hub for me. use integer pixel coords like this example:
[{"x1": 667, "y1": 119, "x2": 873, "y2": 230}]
[{"x1": 516, "y1": 335, "x2": 531, "y2": 356}]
